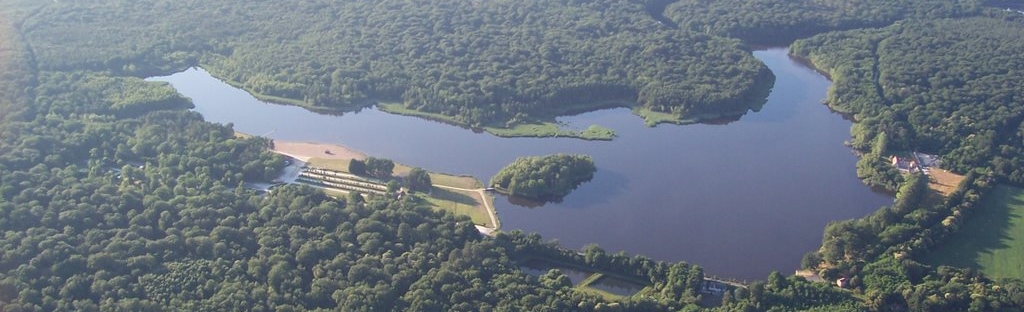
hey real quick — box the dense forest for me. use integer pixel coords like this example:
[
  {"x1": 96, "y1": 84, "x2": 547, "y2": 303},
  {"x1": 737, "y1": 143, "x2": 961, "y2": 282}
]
[
  {"x1": 18, "y1": 0, "x2": 773, "y2": 130},
  {"x1": 490, "y1": 154, "x2": 596, "y2": 202},
  {"x1": 4, "y1": 0, "x2": 1024, "y2": 310},
  {"x1": 791, "y1": 16, "x2": 1024, "y2": 185},
  {"x1": 665, "y1": 0, "x2": 980, "y2": 45},
  {"x1": 786, "y1": 13, "x2": 1024, "y2": 310},
  {"x1": 0, "y1": 62, "x2": 858, "y2": 310}
]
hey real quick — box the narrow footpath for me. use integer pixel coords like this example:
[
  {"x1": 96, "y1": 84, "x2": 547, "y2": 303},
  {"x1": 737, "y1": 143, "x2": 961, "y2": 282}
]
[{"x1": 434, "y1": 184, "x2": 500, "y2": 236}]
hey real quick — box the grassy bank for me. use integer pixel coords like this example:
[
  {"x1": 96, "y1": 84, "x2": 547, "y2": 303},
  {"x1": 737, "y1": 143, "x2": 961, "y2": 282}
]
[
  {"x1": 421, "y1": 187, "x2": 493, "y2": 227},
  {"x1": 634, "y1": 107, "x2": 684, "y2": 126},
  {"x1": 921, "y1": 185, "x2": 1024, "y2": 279},
  {"x1": 484, "y1": 123, "x2": 615, "y2": 140},
  {"x1": 307, "y1": 157, "x2": 497, "y2": 228},
  {"x1": 378, "y1": 103, "x2": 617, "y2": 140}
]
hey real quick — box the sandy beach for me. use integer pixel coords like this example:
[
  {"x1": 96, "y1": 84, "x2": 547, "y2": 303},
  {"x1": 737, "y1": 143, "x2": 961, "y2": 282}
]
[{"x1": 271, "y1": 140, "x2": 366, "y2": 162}]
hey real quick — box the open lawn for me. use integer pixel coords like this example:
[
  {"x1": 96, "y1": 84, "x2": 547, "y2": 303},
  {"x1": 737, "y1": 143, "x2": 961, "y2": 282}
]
[
  {"x1": 430, "y1": 173, "x2": 481, "y2": 189},
  {"x1": 421, "y1": 187, "x2": 493, "y2": 227},
  {"x1": 920, "y1": 185, "x2": 1024, "y2": 279},
  {"x1": 299, "y1": 143, "x2": 495, "y2": 226}
]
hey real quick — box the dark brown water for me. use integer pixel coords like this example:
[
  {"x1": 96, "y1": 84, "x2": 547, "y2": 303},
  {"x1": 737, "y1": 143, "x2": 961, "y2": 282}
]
[{"x1": 149, "y1": 48, "x2": 893, "y2": 280}]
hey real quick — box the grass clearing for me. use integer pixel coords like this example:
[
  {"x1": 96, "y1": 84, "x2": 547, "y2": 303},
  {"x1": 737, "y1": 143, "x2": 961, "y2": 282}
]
[
  {"x1": 485, "y1": 122, "x2": 573, "y2": 138},
  {"x1": 634, "y1": 107, "x2": 683, "y2": 127},
  {"x1": 309, "y1": 156, "x2": 496, "y2": 227},
  {"x1": 927, "y1": 169, "x2": 965, "y2": 197},
  {"x1": 421, "y1": 187, "x2": 492, "y2": 227},
  {"x1": 575, "y1": 273, "x2": 627, "y2": 301},
  {"x1": 307, "y1": 157, "x2": 355, "y2": 172},
  {"x1": 311, "y1": 157, "x2": 479, "y2": 189},
  {"x1": 920, "y1": 185, "x2": 1024, "y2": 279},
  {"x1": 633, "y1": 107, "x2": 744, "y2": 127},
  {"x1": 430, "y1": 173, "x2": 481, "y2": 189},
  {"x1": 579, "y1": 125, "x2": 615, "y2": 139},
  {"x1": 484, "y1": 122, "x2": 615, "y2": 140}
]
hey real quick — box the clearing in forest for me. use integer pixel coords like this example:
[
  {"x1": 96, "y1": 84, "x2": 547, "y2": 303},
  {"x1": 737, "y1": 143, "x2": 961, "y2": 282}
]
[{"x1": 921, "y1": 185, "x2": 1024, "y2": 279}]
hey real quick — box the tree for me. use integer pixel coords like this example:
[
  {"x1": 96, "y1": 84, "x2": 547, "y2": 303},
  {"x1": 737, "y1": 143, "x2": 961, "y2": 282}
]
[
  {"x1": 347, "y1": 191, "x2": 364, "y2": 205},
  {"x1": 386, "y1": 180, "x2": 401, "y2": 193},
  {"x1": 349, "y1": 159, "x2": 366, "y2": 175},
  {"x1": 364, "y1": 157, "x2": 394, "y2": 179},
  {"x1": 489, "y1": 154, "x2": 596, "y2": 201},
  {"x1": 406, "y1": 167, "x2": 432, "y2": 192}
]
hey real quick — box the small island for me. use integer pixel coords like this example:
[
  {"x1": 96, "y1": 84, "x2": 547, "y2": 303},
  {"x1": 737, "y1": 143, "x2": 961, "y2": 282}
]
[{"x1": 490, "y1": 154, "x2": 596, "y2": 202}]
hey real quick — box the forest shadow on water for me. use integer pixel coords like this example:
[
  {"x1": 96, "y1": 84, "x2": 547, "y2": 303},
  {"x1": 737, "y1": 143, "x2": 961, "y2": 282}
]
[{"x1": 502, "y1": 168, "x2": 627, "y2": 209}]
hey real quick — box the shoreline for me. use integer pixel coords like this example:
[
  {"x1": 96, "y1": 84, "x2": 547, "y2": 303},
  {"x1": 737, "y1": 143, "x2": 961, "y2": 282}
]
[
  {"x1": 263, "y1": 136, "x2": 501, "y2": 233},
  {"x1": 270, "y1": 140, "x2": 366, "y2": 162}
]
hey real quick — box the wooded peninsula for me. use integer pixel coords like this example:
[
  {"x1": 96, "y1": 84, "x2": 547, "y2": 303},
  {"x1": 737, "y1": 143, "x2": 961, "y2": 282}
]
[
  {"x1": 490, "y1": 154, "x2": 596, "y2": 202},
  {"x1": 2, "y1": 0, "x2": 1024, "y2": 310}
]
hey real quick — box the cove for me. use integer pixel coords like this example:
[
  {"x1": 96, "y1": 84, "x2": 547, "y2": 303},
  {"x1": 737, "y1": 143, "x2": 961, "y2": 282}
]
[{"x1": 148, "y1": 48, "x2": 892, "y2": 280}]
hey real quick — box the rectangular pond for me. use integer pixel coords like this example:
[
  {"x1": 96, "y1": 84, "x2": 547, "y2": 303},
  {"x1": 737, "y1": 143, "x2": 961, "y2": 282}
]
[
  {"x1": 519, "y1": 258, "x2": 594, "y2": 286},
  {"x1": 585, "y1": 275, "x2": 647, "y2": 297}
]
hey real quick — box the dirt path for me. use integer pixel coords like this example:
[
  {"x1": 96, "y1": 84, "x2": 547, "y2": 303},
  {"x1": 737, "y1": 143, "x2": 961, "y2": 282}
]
[{"x1": 434, "y1": 184, "x2": 500, "y2": 234}]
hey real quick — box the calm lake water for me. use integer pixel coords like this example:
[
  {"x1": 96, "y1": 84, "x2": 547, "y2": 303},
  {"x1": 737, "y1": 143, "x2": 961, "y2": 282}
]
[{"x1": 149, "y1": 48, "x2": 892, "y2": 280}]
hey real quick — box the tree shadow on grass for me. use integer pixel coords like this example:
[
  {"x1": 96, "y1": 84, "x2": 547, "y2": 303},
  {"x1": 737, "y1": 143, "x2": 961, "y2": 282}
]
[
  {"x1": 430, "y1": 187, "x2": 479, "y2": 207},
  {"x1": 922, "y1": 186, "x2": 1022, "y2": 277}
]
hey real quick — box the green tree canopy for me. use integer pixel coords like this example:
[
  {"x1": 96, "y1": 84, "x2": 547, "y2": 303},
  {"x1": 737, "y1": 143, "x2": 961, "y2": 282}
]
[
  {"x1": 490, "y1": 154, "x2": 596, "y2": 201},
  {"x1": 405, "y1": 167, "x2": 432, "y2": 192}
]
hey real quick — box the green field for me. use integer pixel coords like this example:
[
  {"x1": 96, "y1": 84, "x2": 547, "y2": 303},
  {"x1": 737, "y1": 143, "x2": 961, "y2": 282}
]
[
  {"x1": 921, "y1": 185, "x2": 1024, "y2": 279},
  {"x1": 421, "y1": 187, "x2": 492, "y2": 227},
  {"x1": 307, "y1": 156, "x2": 496, "y2": 228},
  {"x1": 633, "y1": 107, "x2": 684, "y2": 127},
  {"x1": 484, "y1": 122, "x2": 615, "y2": 140}
]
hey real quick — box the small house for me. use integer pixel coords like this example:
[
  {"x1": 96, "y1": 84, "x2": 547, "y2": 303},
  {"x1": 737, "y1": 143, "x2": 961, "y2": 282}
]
[
  {"x1": 836, "y1": 277, "x2": 849, "y2": 288},
  {"x1": 890, "y1": 155, "x2": 918, "y2": 172}
]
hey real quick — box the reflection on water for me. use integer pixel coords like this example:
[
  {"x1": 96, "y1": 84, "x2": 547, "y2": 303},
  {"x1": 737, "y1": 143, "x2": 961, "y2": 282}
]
[
  {"x1": 148, "y1": 49, "x2": 893, "y2": 280},
  {"x1": 506, "y1": 195, "x2": 546, "y2": 208}
]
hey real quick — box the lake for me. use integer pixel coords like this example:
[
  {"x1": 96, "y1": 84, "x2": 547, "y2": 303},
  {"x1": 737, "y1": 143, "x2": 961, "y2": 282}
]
[{"x1": 148, "y1": 48, "x2": 892, "y2": 280}]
